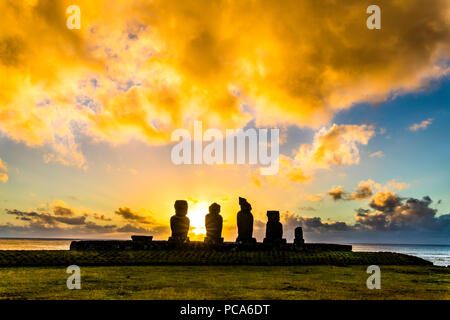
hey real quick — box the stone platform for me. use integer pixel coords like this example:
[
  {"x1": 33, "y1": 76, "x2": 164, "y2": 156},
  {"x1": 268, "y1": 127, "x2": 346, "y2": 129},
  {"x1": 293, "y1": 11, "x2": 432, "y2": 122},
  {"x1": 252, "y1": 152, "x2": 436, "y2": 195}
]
[{"x1": 70, "y1": 238, "x2": 352, "y2": 252}]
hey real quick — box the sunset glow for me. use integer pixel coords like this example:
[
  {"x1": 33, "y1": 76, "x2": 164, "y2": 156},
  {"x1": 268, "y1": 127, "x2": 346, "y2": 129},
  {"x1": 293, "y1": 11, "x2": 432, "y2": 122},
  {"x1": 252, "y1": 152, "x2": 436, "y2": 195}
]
[
  {"x1": 0, "y1": 0, "x2": 448, "y2": 244},
  {"x1": 188, "y1": 201, "x2": 209, "y2": 236}
]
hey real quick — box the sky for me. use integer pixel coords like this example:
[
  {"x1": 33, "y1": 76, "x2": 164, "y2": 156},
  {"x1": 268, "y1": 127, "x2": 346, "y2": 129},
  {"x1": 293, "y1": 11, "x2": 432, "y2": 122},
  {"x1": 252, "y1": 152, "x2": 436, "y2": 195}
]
[{"x1": 0, "y1": 0, "x2": 449, "y2": 244}]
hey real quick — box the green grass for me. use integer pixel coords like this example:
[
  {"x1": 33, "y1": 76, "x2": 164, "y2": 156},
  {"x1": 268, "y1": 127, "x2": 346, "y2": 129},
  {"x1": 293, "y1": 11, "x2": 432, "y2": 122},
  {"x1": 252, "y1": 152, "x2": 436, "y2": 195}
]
[
  {"x1": 0, "y1": 250, "x2": 445, "y2": 300},
  {"x1": 0, "y1": 250, "x2": 432, "y2": 267},
  {"x1": 0, "y1": 265, "x2": 448, "y2": 300}
]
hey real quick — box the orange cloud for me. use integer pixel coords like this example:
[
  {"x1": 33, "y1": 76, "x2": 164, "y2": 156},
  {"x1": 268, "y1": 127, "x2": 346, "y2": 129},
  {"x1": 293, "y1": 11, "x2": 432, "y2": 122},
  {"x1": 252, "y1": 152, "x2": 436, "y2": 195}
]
[
  {"x1": 0, "y1": 0, "x2": 449, "y2": 168},
  {"x1": 115, "y1": 207, "x2": 155, "y2": 225},
  {"x1": 349, "y1": 180, "x2": 376, "y2": 200},
  {"x1": 409, "y1": 118, "x2": 434, "y2": 131},
  {"x1": 328, "y1": 186, "x2": 347, "y2": 201},
  {"x1": 252, "y1": 155, "x2": 311, "y2": 188},
  {"x1": 304, "y1": 194, "x2": 325, "y2": 203},
  {"x1": 369, "y1": 191, "x2": 403, "y2": 211},
  {"x1": 369, "y1": 151, "x2": 385, "y2": 158},
  {"x1": 326, "y1": 179, "x2": 409, "y2": 201},
  {"x1": 295, "y1": 124, "x2": 376, "y2": 170},
  {"x1": 1, "y1": 200, "x2": 168, "y2": 238},
  {"x1": 0, "y1": 158, "x2": 7, "y2": 182},
  {"x1": 253, "y1": 124, "x2": 376, "y2": 187},
  {"x1": 387, "y1": 180, "x2": 410, "y2": 191},
  {"x1": 328, "y1": 180, "x2": 376, "y2": 201}
]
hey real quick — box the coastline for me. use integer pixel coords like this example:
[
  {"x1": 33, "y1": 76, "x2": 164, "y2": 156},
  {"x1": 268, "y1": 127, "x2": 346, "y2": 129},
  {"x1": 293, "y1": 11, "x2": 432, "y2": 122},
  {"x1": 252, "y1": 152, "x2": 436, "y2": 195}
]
[
  {"x1": 0, "y1": 250, "x2": 433, "y2": 267},
  {"x1": 0, "y1": 239, "x2": 448, "y2": 266}
]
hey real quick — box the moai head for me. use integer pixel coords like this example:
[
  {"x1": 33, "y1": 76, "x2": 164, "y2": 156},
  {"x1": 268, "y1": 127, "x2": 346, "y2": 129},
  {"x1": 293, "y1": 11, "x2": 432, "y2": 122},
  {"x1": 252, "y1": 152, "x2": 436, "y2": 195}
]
[
  {"x1": 174, "y1": 200, "x2": 188, "y2": 217},
  {"x1": 209, "y1": 202, "x2": 221, "y2": 215},
  {"x1": 267, "y1": 210, "x2": 280, "y2": 222},
  {"x1": 295, "y1": 226, "x2": 303, "y2": 239},
  {"x1": 239, "y1": 197, "x2": 252, "y2": 211}
]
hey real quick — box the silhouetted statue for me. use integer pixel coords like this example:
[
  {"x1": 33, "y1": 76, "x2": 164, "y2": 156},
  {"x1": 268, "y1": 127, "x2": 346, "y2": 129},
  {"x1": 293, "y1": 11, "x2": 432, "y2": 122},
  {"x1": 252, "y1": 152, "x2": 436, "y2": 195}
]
[
  {"x1": 236, "y1": 197, "x2": 256, "y2": 243},
  {"x1": 169, "y1": 200, "x2": 190, "y2": 242},
  {"x1": 294, "y1": 226, "x2": 305, "y2": 245},
  {"x1": 204, "y1": 202, "x2": 223, "y2": 244},
  {"x1": 264, "y1": 211, "x2": 282, "y2": 239},
  {"x1": 263, "y1": 211, "x2": 286, "y2": 244}
]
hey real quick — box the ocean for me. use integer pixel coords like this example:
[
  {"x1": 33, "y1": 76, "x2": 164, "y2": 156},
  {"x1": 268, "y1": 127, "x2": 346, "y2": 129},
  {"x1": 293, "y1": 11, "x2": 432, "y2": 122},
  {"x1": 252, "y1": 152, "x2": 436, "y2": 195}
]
[
  {"x1": 0, "y1": 239, "x2": 448, "y2": 266},
  {"x1": 0, "y1": 238, "x2": 73, "y2": 251},
  {"x1": 352, "y1": 243, "x2": 450, "y2": 267}
]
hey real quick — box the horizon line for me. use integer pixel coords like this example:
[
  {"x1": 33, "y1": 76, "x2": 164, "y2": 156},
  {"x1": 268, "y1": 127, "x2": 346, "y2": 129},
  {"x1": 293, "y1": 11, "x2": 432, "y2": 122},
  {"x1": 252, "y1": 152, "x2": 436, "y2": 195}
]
[{"x1": 0, "y1": 237, "x2": 448, "y2": 246}]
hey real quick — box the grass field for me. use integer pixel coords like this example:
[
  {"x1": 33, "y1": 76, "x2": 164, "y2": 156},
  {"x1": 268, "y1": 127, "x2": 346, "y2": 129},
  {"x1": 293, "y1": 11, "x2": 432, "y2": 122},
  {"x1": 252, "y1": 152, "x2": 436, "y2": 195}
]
[
  {"x1": 0, "y1": 250, "x2": 446, "y2": 300},
  {"x1": 0, "y1": 250, "x2": 432, "y2": 266},
  {"x1": 0, "y1": 265, "x2": 448, "y2": 300}
]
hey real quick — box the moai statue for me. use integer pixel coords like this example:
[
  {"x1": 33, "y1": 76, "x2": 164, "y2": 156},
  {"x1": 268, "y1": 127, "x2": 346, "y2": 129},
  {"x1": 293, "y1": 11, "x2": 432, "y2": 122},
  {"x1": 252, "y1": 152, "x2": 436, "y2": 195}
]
[
  {"x1": 168, "y1": 200, "x2": 190, "y2": 242},
  {"x1": 263, "y1": 211, "x2": 286, "y2": 244},
  {"x1": 294, "y1": 226, "x2": 305, "y2": 245},
  {"x1": 204, "y1": 202, "x2": 224, "y2": 244},
  {"x1": 236, "y1": 197, "x2": 256, "y2": 243}
]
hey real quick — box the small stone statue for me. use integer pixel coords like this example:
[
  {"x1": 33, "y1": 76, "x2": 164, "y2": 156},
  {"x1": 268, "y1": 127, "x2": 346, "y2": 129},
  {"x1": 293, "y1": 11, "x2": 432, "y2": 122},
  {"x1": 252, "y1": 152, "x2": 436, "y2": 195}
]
[
  {"x1": 204, "y1": 202, "x2": 223, "y2": 244},
  {"x1": 294, "y1": 226, "x2": 305, "y2": 245},
  {"x1": 169, "y1": 200, "x2": 190, "y2": 242},
  {"x1": 263, "y1": 211, "x2": 286, "y2": 244},
  {"x1": 236, "y1": 197, "x2": 256, "y2": 243}
]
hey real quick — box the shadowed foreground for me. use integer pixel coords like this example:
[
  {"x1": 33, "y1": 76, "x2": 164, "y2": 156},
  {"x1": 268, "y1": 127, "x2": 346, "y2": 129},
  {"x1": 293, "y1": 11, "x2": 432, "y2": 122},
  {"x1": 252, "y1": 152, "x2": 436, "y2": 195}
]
[
  {"x1": 0, "y1": 250, "x2": 431, "y2": 267},
  {"x1": 0, "y1": 265, "x2": 448, "y2": 300}
]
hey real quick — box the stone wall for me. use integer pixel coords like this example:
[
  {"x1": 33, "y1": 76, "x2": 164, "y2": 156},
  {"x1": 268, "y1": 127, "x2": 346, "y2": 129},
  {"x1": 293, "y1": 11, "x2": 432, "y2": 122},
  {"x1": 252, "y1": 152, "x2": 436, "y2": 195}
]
[{"x1": 70, "y1": 238, "x2": 352, "y2": 252}]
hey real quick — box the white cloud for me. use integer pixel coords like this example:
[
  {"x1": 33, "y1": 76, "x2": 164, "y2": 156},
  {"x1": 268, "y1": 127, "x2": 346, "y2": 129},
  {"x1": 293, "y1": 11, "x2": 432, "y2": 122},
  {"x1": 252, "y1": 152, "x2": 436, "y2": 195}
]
[
  {"x1": 369, "y1": 151, "x2": 385, "y2": 158},
  {"x1": 409, "y1": 118, "x2": 433, "y2": 131}
]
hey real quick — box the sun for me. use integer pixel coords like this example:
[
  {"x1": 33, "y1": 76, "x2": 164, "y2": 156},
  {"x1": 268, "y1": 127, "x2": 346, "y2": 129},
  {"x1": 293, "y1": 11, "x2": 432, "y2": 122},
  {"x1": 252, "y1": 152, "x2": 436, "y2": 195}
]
[{"x1": 187, "y1": 201, "x2": 209, "y2": 236}]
